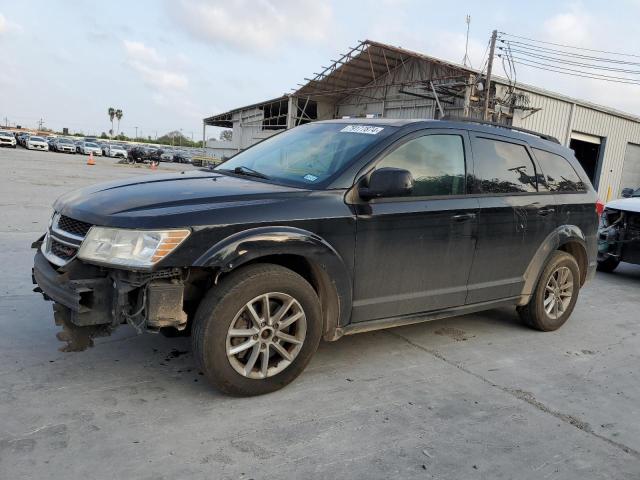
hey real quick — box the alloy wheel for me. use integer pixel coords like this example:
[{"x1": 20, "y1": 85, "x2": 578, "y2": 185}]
[
  {"x1": 543, "y1": 266, "x2": 574, "y2": 320},
  {"x1": 225, "y1": 292, "x2": 307, "y2": 379}
]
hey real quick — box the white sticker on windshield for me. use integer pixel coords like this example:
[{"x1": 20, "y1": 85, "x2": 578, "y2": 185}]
[
  {"x1": 340, "y1": 125, "x2": 384, "y2": 135},
  {"x1": 303, "y1": 174, "x2": 318, "y2": 182}
]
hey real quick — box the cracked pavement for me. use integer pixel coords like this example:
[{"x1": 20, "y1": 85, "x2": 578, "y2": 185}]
[{"x1": 1, "y1": 148, "x2": 639, "y2": 479}]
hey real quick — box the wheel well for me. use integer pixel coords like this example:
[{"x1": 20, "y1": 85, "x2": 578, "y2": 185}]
[
  {"x1": 558, "y1": 241, "x2": 588, "y2": 285},
  {"x1": 225, "y1": 255, "x2": 340, "y2": 339}
]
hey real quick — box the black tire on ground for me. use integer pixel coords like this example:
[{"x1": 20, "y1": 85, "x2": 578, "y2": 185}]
[
  {"x1": 517, "y1": 250, "x2": 581, "y2": 332},
  {"x1": 192, "y1": 263, "x2": 322, "y2": 396},
  {"x1": 596, "y1": 256, "x2": 620, "y2": 273}
]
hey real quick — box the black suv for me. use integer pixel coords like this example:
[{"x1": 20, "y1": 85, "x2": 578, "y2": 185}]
[{"x1": 32, "y1": 119, "x2": 598, "y2": 396}]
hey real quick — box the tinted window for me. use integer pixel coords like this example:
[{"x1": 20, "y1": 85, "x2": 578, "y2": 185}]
[
  {"x1": 533, "y1": 148, "x2": 585, "y2": 192},
  {"x1": 474, "y1": 138, "x2": 538, "y2": 193},
  {"x1": 377, "y1": 134, "x2": 466, "y2": 196}
]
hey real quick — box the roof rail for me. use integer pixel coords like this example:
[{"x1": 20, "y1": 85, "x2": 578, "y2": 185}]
[{"x1": 441, "y1": 116, "x2": 560, "y2": 144}]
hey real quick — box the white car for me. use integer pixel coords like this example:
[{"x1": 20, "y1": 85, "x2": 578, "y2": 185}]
[
  {"x1": 26, "y1": 136, "x2": 49, "y2": 151},
  {"x1": 0, "y1": 131, "x2": 16, "y2": 148},
  {"x1": 104, "y1": 144, "x2": 128, "y2": 158},
  {"x1": 77, "y1": 141, "x2": 102, "y2": 155}
]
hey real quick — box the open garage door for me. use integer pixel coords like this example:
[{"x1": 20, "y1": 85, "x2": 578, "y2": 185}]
[
  {"x1": 620, "y1": 143, "x2": 640, "y2": 195},
  {"x1": 569, "y1": 132, "x2": 602, "y2": 188}
]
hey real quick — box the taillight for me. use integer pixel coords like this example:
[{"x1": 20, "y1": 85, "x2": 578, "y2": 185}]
[{"x1": 596, "y1": 199, "x2": 605, "y2": 216}]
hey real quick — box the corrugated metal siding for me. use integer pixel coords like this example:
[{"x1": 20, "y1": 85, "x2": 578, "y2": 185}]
[{"x1": 513, "y1": 88, "x2": 640, "y2": 197}]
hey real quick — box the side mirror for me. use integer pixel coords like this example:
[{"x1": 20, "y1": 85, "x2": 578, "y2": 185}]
[
  {"x1": 359, "y1": 167, "x2": 413, "y2": 200},
  {"x1": 621, "y1": 187, "x2": 635, "y2": 198}
]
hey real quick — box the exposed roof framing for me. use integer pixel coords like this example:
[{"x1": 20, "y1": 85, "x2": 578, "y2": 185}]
[
  {"x1": 293, "y1": 39, "x2": 476, "y2": 102},
  {"x1": 203, "y1": 95, "x2": 289, "y2": 127}
]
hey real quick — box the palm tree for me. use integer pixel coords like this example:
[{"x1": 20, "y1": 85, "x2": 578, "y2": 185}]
[
  {"x1": 107, "y1": 107, "x2": 116, "y2": 138},
  {"x1": 115, "y1": 109, "x2": 123, "y2": 138}
]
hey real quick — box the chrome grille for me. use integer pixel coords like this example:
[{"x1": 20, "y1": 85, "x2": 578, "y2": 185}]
[
  {"x1": 57, "y1": 215, "x2": 92, "y2": 237},
  {"x1": 42, "y1": 213, "x2": 93, "y2": 266}
]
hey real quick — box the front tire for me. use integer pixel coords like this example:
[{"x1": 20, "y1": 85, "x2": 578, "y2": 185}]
[
  {"x1": 518, "y1": 251, "x2": 580, "y2": 332},
  {"x1": 192, "y1": 264, "x2": 322, "y2": 396}
]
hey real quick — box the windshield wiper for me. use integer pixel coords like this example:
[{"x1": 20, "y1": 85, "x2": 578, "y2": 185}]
[{"x1": 222, "y1": 165, "x2": 270, "y2": 180}]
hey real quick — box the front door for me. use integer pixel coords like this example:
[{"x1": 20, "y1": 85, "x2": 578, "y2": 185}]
[{"x1": 351, "y1": 130, "x2": 479, "y2": 323}]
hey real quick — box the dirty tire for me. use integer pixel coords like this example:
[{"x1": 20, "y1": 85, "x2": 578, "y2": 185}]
[
  {"x1": 192, "y1": 263, "x2": 322, "y2": 396},
  {"x1": 518, "y1": 251, "x2": 580, "y2": 332},
  {"x1": 596, "y1": 256, "x2": 619, "y2": 273}
]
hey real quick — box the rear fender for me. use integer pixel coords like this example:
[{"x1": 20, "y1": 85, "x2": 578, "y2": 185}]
[
  {"x1": 518, "y1": 224, "x2": 588, "y2": 305},
  {"x1": 193, "y1": 226, "x2": 352, "y2": 339}
]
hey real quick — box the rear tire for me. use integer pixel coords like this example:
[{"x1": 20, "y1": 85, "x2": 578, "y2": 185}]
[
  {"x1": 597, "y1": 255, "x2": 619, "y2": 273},
  {"x1": 518, "y1": 251, "x2": 580, "y2": 332},
  {"x1": 192, "y1": 263, "x2": 322, "y2": 396}
]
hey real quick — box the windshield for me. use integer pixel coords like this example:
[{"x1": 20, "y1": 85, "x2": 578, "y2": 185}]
[
  {"x1": 632, "y1": 188, "x2": 640, "y2": 197},
  {"x1": 85, "y1": 142, "x2": 98, "y2": 147},
  {"x1": 30, "y1": 136, "x2": 44, "y2": 141},
  {"x1": 215, "y1": 123, "x2": 394, "y2": 187},
  {"x1": 0, "y1": 132, "x2": 12, "y2": 137},
  {"x1": 58, "y1": 139, "x2": 72, "y2": 144}
]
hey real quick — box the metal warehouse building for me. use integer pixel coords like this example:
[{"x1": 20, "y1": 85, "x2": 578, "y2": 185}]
[{"x1": 203, "y1": 39, "x2": 640, "y2": 198}]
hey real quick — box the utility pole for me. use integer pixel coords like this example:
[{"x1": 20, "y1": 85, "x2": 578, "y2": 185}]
[
  {"x1": 37, "y1": 118, "x2": 44, "y2": 132},
  {"x1": 483, "y1": 29, "x2": 498, "y2": 121},
  {"x1": 134, "y1": 126, "x2": 138, "y2": 139}
]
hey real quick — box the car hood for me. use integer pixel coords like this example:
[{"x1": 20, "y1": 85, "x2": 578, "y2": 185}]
[
  {"x1": 53, "y1": 171, "x2": 310, "y2": 228},
  {"x1": 605, "y1": 197, "x2": 640, "y2": 213}
]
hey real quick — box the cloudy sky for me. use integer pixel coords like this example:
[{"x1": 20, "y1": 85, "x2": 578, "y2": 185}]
[{"x1": 1, "y1": 0, "x2": 640, "y2": 138}]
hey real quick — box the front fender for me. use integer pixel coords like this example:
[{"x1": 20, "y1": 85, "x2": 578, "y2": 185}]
[{"x1": 193, "y1": 226, "x2": 352, "y2": 337}]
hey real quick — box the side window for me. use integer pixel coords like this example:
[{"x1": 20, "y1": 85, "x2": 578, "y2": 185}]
[
  {"x1": 473, "y1": 137, "x2": 538, "y2": 193},
  {"x1": 377, "y1": 134, "x2": 466, "y2": 196},
  {"x1": 533, "y1": 148, "x2": 586, "y2": 192}
]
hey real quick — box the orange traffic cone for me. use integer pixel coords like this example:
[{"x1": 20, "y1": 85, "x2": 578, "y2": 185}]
[{"x1": 87, "y1": 152, "x2": 96, "y2": 166}]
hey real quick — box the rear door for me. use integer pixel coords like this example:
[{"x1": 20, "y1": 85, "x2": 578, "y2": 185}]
[
  {"x1": 466, "y1": 133, "x2": 556, "y2": 303},
  {"x1": 351, "y1": 129, "x2": 479, "y2": 322}
]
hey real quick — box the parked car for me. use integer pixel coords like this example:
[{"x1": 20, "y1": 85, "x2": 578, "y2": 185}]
[
  {"x1": 32, "y1": 119, "x2": 599, "y2": 396},
  {"x1": 597, "y1": 187, "x2": 640, "y2": 272},
  {"x1": 160, "y1": 150, "x2": 174, "y2": 162},
  {"x1": 128, "y1": 146, "x2": 161, "y2": 165},
  {"x1": 26, "y1": 136, "x2": 49, "y2": 151},
  {"x1": 172, "y1": 152, "x2": 192, "y2": 163},
  {"x1": 103, "y1": 144, "x2": 128, "y2": 159},
  {"x1": 76, "y1": 141, "x2": 102, "y2": 155},
  {"x1": 52, "y1": 138, "x2": 77, "y2": 154},
  {"x1": 0, "y1": 130, "x2": 17, "y2": 148},
  {"x1": 17, "y1": 133, "x2": 30, "y2": 146}
]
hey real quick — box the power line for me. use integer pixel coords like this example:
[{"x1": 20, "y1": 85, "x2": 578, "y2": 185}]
[
  {"x1": 499, "y1": 31, "x2": 640, "y2": 59},
  {"x1": 502, "y1": 56, "x2": 640, "y2": 85},
  {"x1": 500, "y1": 47, "x2": 640, "y2": 75},
  {"x1": 499, "y1": 39, "x2": 640, "y2": 67}
]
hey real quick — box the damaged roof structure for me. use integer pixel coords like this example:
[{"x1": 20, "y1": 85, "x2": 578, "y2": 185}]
[{"x1": 204, "y1": 39, "x2": 640, "y2": 197}]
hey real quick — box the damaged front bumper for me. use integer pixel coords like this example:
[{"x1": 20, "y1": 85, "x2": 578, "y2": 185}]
[
  {"x1": 598, "y1": 208, "x2": 640, "y2": 265},
  {"x1": 32, "y1": 245, "x2": 189, "y2": 351}
]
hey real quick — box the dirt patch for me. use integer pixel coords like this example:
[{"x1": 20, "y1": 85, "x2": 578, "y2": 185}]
[{"x1": 434, "y1": 327, "x2": 470, "y2": 341}]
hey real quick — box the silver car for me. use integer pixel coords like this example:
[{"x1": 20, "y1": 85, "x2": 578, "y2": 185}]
[
  {"x1": 77, "y1": 141, "x2": 102, "y2": 155},
  {"x1": 0, "y1": 130, "x2": 16, "y2": 148}
]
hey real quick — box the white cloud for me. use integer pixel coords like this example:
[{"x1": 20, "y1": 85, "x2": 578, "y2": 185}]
[
  {"x1": 123, "y1": 40, "x2": 188, "y2": 91},
  {"x1": 170, "y1": 0, "x2": 332, "y2": 52},
  {"x1": 0, "y1": 13, "x2": 21, "y2": 35}
]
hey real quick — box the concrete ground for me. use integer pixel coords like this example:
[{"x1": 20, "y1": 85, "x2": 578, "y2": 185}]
[{"x1": 1, "y1": 147, "x2": 639, "y2": 479}]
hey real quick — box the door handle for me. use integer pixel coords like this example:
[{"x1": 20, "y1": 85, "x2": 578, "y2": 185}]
[
  {"x1": 451, "y1": 213, "x2": 476, "y2": 222},
  {"x1": 538, "y1": 208, "x2": 555, "y2": 216}
]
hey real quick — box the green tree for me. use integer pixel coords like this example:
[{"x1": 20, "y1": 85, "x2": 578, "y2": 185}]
[
  {"x1": 115, "y1": 109, "x2": 123, "y2": 136},
  {"x1": 107, "y1": 107, "x2": 116, "y2": 138}
]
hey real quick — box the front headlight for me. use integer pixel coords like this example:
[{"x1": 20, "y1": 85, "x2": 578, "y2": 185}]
[{"x1": 78, "y1": 227, "x2": 190, "y2": 269}]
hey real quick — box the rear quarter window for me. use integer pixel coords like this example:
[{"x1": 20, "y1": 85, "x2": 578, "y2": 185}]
[{"x1": 532, "y1": 148, "x2": 586, "y2": 192}]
